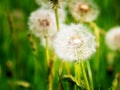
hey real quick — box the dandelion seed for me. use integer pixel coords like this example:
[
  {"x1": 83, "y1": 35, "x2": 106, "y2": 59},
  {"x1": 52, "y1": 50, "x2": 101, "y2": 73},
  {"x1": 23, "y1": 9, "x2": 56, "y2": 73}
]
[
  {"x1": 105, "y1": 27, "x2": 120, "y2": 51},
  {"x1": 53, "y1": 24, "x2": 96, "y2": 61},
  {"x1": 69, "y1": 0, "x2": 99, "y2": 22},
  {"x1": 28, "y1": 8, "x2": 57, "y2": 38}
]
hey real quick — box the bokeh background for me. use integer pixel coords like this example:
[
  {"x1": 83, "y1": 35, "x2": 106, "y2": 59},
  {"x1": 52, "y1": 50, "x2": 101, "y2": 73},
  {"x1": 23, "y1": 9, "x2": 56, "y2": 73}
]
[{"x1": 0, "y1": 0, "x2": 120, "y2": 90}]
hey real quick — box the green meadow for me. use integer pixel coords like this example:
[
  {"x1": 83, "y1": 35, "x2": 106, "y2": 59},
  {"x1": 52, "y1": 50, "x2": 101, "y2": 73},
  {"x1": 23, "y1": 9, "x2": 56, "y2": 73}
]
[{"x1": 0, "y1": 0, "x2": 120, "y2": 90}]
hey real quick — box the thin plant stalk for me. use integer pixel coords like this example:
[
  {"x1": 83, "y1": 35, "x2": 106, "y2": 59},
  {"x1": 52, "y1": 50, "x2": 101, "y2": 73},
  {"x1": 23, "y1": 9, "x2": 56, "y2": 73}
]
[
  {"x1": 89, "y1": 22, "x2": 100, "y2": 73},
  {"x1": 74, "y1": 63, "x2": 81, "y2": 82},
  {"x1": 49, "y1": 3, "x2": 60, "y2": 89},
  {"x1": 48, "y1": 55, "x2": 55, "y2": 90},
  {"x1": 58, "y1": 61, "x2": 64, "y2": 90},
  {"x1": 80, "y1": 61, "x2": 90, "y2": 90},
  {"x1": 87, "y1": 61, "x2": 94, "y2": 90},
  {"x1": 27, "y1": 33, "x2": 41, "y2": 87},
  {"x1": 48, "y1": 75, "x2": 52, "y2": 90},
  {"x1": 45, "y1": 36, "x2": 50, "y2": 67},
  {"x1": 0, "y1": 66, "x2": 1, "y2": 79},
  {"x1": 45, "y1": 36, "x2": 53, "y2": 90},
  {"x1": 54, "y1": 5, "x2": 60, "y2": 31},
  {"x1": 7, "y1": 11, "x2": 16, "y2": 90},
  {"x1": 64, "y1": 62, "x2": 70, "y2": 74},
  {"x1": 89, "y1": 22, "x2": 106, "y2": 35},
  {"x1": 74, "y1": 63, "x2": 81, "y2": 90}
]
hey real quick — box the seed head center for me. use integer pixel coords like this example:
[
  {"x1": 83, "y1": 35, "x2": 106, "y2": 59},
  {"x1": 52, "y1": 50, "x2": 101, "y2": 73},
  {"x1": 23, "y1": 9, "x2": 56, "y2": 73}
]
[
  {"x1": 78, "y1": 3, "x2": 90, "y2": 13},
  {"x1": 68, "y1": 36, "x2": 83, "y2": 47},
  {"x1": 39, "y1": 19, "x2": 50, "y2": 27}
]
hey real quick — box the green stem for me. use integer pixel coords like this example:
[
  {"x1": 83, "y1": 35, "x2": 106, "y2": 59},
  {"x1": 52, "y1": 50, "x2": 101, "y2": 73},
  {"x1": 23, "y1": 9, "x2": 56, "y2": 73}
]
[
  {"x1": 80, "y1": 61, "x2": 90, "y2": 90},
  {"x1": 27, "y1": 33, "x2": 41, "y2": 88},
  {"x1": 45, "y1": 37, "x2": 50, "y2": 67},
  {"x1": 87, "y1": 61, "x2": 94, "y2": 90},
  {"x1": 45, "y1": 37, "x2": 52, "y2": 90},
  {"x1": 74, "y1": 63, "x2": 81, "y2": 90},
  {"x1": 74, "y1": 63, "x2": 81, "y2": 81},
  {"x1": 34, "y1": 57, "x2": 38, "y2": 85},
  {"x1": 0, "y1": 65, "x2": 2, "y2": 80},
  {"x1": 64, "y1": 62, "x2": 70, "y2": 74},
  {"x1": 54, "y1": 5, "x2": 60, "y2": 31},
  {"x1": 89, "y1": 22, "x2": 100, "y2": 73}
]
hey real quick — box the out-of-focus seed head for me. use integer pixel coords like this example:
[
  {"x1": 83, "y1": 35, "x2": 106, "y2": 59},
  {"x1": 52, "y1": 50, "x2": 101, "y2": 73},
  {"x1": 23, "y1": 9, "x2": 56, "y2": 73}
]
[
  {"x1": 69, "y1": 0, "x2": 99, "y2": 22},
  {"x1": 106, "y1": 27, "x2": 120, "y2": 51},
  {"x1": 28, "y1": 8, "x2": 57, "y2": 38}
]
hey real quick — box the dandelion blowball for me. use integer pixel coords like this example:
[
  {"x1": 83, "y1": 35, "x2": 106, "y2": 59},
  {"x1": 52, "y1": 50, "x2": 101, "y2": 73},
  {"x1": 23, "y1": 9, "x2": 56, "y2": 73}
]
[
  {"x1": 106, "y1": 27, "x2": 120, "y2": 51},
  {"x1": 28, "y1": 8, "x2": 57, "y2": 38},
  {"x1": 53, "y1": 24, "x2": 96, "y2": 61},
  {"x1": 69, "y1": 0, "x2": 99, "y2": 22}
]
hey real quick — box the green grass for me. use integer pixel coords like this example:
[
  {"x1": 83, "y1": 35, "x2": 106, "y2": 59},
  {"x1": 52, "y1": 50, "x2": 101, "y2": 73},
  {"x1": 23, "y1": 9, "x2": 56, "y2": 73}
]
[{"x1": 0, "y1": 0, "x2": 120, "y2": 90}]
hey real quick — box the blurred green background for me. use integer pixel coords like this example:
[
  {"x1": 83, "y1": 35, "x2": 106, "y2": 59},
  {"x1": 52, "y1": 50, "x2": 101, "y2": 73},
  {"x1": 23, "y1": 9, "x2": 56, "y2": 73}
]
[{"x1": 0, "y1": 0, "x2": 120, "y2": 90}]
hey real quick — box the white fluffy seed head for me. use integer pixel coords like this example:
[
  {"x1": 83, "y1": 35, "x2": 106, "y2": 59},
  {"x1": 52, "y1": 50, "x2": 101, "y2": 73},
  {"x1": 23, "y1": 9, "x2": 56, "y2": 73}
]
[
  {"x1": 53, "y1": 24, "x2": 96, "y2": 62},
  {"x1": 28, "y1": 8, "x2": 57, "y2": 38},
  {"x1": 69, "y1": 0, "x2": 99, "y2": 22},
  {"x1": 105, "y1": 27, "x2": 120, "y2": 51}
]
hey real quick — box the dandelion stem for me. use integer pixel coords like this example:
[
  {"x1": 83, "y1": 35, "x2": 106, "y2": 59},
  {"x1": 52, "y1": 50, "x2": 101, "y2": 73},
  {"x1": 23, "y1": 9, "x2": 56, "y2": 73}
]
[
  {"x1": 80, "y1": 61, "x2": 90, "y2": 90},
  {"x1": 89, "y1": 22, "x2": 100, "y2": 73},
  {"x1": 45, "y1": 36, "x2": 52, "y2": 90},
  {"x1": 74, "y1": 63, "x2": 81, "y2": 90},
  {"x1": 48, "y1": 56, "x2": 55, "y2": 90},
  {"x1": 58, "y1": 61, "x2": 64, "y2": 90},
  {"x1": 89, "y1": 22, "x2": 106, "y2": 35},
  {"x1": 7, "y1": 11, "x2": 17, "y2": 90},
  {"x1": 87, "y1": 61, "x2": 94, "y2": 90},
  {"x1": 48, "y1": 75, "x2": 52, "y2": 90},
  {"x1": 0, "y1": 66, "x2": 1, "y2": 79},
  {"x1": 64, "y1": 62, "x2": 70, "y2": 74},
  {"x1": 75, "y1": 63, "x2": 81, "y2": 82},
  {"x1": 45, "y1": 36, "x2": 50, "y2": 67},
  {"x1": 54, "y1": 5, "x2": 60, "y2": 31}
]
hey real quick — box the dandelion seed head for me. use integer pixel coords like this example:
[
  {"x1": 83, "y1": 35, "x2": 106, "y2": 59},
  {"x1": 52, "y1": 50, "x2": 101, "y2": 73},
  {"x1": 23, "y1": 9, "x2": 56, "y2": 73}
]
[
  {"x1": 106, "y1": 27, "x2": 120, "y2": 51},
  {"x1": 54, "y1": 24, "x2": 96, "y2": 61},
  {"x1": 28, "y1": 8, "x2": 57, "y2": 38},
  {"x1": 69, "y1": 0, "x2": 99, "y2": 22}
]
